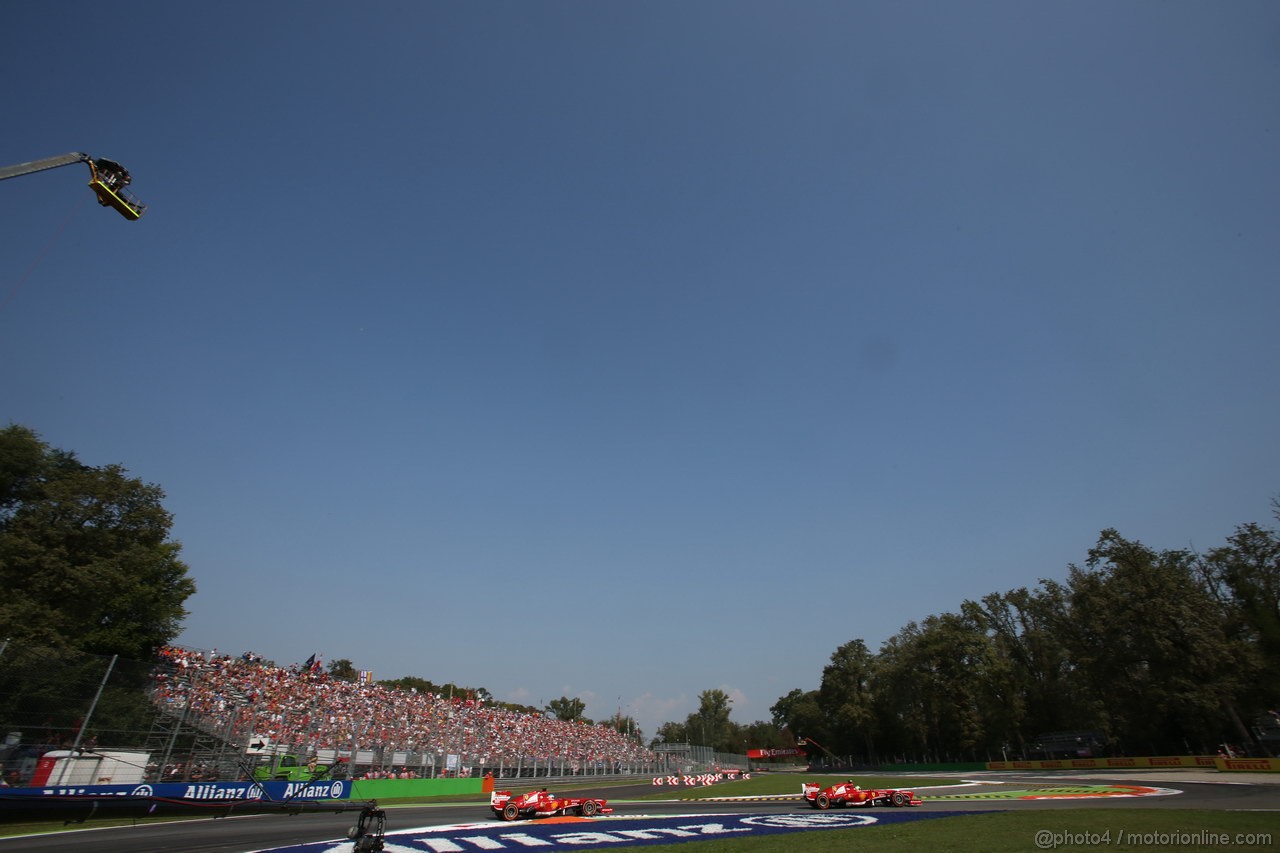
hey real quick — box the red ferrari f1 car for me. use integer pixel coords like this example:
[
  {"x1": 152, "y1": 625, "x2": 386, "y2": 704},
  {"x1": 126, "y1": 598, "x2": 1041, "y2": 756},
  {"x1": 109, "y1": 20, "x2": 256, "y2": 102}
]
[
  {"x1": 490, "y1": 788, "x2": 614, "y2": 821},
  {"x1": 802, "y1": 781, "x2": 922, "y2": 809}
]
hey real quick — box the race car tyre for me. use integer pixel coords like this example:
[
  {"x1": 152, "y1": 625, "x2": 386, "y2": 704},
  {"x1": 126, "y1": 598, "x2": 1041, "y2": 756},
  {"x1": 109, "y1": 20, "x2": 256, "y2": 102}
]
[
  {"x1": 815, "y1": 792, "x2": 831, "y2": 810},
  {"x1": 891, "y1": 791, "x2": 909, "y2": 807},
  {"x1": 580, "y1": 800, "x2": 598, "y2": 816},
  {"x1": 502, "y1": 803, "x2": 520, "y2": 821}
]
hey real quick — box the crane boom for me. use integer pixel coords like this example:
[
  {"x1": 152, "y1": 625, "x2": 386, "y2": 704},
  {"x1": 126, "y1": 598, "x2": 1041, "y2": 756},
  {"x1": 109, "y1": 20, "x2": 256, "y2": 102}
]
[
  {"x1": 0, "y1": 151, "x2": 145, "y2": 220},
  {"x1": 0, "y1": 152, "x2": 91, "y2": 182},
  {"x1": 799, "y1": 737, "x2": 842, "y2": 762}
]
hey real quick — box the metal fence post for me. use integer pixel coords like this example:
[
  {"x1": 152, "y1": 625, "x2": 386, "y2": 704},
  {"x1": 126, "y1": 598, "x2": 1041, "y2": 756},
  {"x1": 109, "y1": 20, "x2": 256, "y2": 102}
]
[{"x1": 55, "y1": 654, "x2": 117, "y2": 785}]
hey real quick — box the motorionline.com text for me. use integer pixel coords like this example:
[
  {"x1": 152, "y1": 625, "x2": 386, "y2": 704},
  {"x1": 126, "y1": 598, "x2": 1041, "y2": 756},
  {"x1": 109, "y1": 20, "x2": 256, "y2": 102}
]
[{"x1": 1035, "y1": 829, "x2": 1272, "y2": 849}]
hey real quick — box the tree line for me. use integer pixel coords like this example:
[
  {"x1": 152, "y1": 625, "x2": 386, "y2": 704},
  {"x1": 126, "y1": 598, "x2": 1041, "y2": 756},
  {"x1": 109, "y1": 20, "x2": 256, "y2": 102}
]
[
  {"x1": 652, "y1": 687, "x2": 794, "y2": 755},
  {"x1": 766, "y1": 517, "x2": 1280, "y2": 762}
]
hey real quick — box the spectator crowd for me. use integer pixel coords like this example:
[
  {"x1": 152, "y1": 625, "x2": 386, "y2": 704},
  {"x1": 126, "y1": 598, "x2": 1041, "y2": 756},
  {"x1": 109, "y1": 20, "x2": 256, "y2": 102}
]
[{"x1": 151, "y1": 647, "x2": 656, "y2": 768}]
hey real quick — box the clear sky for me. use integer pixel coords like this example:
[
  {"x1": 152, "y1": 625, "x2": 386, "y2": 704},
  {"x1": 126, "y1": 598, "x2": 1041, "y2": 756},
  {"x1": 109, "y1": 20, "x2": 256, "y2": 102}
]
[{"x1": 3, "y1": 1, "x2": 1278, "y2": 741}]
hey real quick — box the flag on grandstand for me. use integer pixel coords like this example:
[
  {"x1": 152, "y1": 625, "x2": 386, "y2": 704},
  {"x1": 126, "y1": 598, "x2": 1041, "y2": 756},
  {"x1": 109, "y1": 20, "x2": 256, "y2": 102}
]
[
  {"x1": 358, "y1": 670, "x2": 374, "y2": 683},
  {"x1": 303, "y1": 653, "x2": 321, "y2": 672}
]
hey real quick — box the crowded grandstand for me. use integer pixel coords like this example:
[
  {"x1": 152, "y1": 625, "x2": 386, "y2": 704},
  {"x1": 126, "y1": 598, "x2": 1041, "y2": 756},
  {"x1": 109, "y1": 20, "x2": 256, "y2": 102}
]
[{"x1": 149, "y1": 646, "x2": 660, "y2": 781}]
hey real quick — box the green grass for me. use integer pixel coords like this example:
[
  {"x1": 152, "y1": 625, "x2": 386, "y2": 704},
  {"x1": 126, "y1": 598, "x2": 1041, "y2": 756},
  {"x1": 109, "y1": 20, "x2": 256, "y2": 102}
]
[{"x1": 575, "y1": 810, "x2": 1276, "y2": 852}]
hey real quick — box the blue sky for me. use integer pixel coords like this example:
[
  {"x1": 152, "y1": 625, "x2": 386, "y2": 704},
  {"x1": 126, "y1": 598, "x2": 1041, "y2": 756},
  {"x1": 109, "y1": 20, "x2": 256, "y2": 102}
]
[{"x1": 3, "y1": 1, "x2": 1278, "y2": 741}]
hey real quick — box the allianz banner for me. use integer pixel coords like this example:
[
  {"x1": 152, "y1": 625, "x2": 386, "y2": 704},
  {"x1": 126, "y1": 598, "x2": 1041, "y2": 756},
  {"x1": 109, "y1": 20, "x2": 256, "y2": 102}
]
[{"x1": 5, "y1": 779, "x2": 351, "y2": 801}]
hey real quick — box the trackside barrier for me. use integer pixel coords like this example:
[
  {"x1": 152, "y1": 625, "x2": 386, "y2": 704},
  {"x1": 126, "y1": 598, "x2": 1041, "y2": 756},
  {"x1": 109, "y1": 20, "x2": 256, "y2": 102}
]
[
  {"x1": 652, "y1": 771, "x2": 750, "y2": 786},
  {"x1": 986, "y1": 756, "x2": 1219, "y2": 771},
  {"x1": 0, "y1": 780, "x2": 352, "y2": 801},
  {"x1": 1216, "y1": 757, "x2": 1280, "y2": 772},
  {"x1": 349, "y1": 777, "x2": 486, "y2": 799}
]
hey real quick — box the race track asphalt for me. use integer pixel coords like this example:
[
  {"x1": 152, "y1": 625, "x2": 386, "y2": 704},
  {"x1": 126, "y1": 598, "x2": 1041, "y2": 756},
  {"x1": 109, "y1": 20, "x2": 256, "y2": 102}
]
[{"x1": 1, "y1": 771, "x2": 1276, "y2": 853}]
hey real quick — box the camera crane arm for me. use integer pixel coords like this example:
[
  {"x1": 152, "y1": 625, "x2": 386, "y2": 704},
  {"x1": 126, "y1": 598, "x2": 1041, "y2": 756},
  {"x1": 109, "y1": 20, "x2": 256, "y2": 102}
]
[{"x1": 0, "y1": 151, "x2": 146, "y2": 220}]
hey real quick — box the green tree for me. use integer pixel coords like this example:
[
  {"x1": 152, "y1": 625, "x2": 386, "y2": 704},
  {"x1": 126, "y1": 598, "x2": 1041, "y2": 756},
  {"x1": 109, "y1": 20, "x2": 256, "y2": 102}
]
[
  {"x1": 871, "y1": 612, "x2": 1000, "y2": 763},
  {"x1": 327, "y1": 658, "x2": 358, "y2": 682},
  {"x1": 376, "y1": 676, "x2": 500, "y2": 706},
  {"x1": 0, "y1": 425, "x2": 196, "y2": 741},
  {"x1": 1047, "y1": 529, "x2": 1240, "y2": 755},
  {"x1": 963, "y1": 586, "x2": 1087, "y2": 757},
  {"x1": 686, "y1": 688, "x2": 735, "y2": 751},
  {"x1": 1196, "y1": 518, "x2": 1280, "y2": 749},
  {"x1": 1201, "y1": 523, "x2": 1280, "y2": 684},
  {"x1": 547, "y1": 696, "x2": 587, "y2": 722},
  {"x1": 817, "y1": 639, "x2": 878, "y2": 760},
  {"x1": 379, "y1": 675, "x2": 438, "y2": 694},
  {"x1": 0, "y1": 425, "x2": 195, "y2": 659},
  {"x1": 868, "y1": 625, "x2": 928, "y2": 760},
  {"x1": 770, "y1": 688, "x2": 824, "y2": 739},
  {"x1": 653, "y1": 720, "x2": 688, "y2": 745}
]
